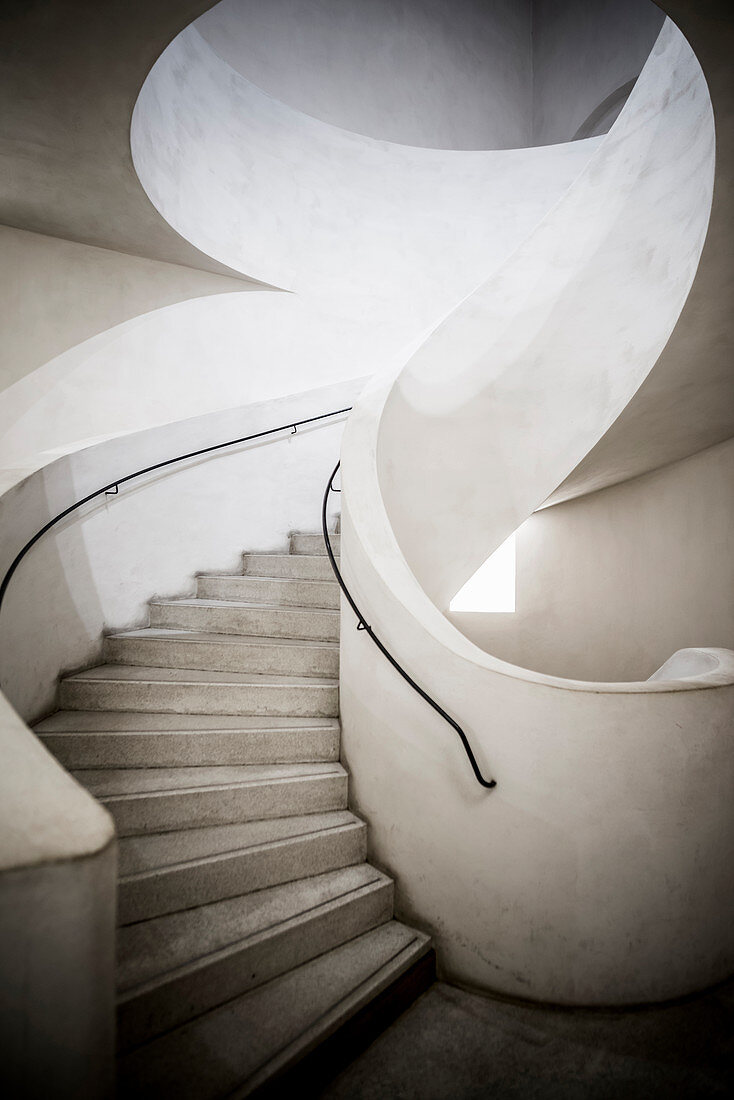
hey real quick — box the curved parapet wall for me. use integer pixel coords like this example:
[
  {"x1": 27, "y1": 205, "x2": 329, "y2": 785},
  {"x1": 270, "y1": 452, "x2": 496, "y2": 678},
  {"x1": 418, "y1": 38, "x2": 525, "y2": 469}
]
[
  {"x1": 339, "y1": 19, "x2": 734, "y2": 1005},
  {"x1": 378, "y1": 18, "x2": 715, "y2": 608}
]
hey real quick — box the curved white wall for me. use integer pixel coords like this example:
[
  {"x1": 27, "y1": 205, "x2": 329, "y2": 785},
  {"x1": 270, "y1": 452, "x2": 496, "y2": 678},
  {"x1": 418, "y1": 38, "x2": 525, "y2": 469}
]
[
  {"x1": 0, "y1": 379, "x2": 358, "y2": 723},
  {"x1": 0, "y1": 22, "x2": 599, "y2": 468},
  {"x1": 195, "y1": 0, "x2": 533, "y2": 150},
  {"x1": 338, "y1": 19, "x2": 733, "y2": 1005},
  {"x1": 378, "y1": 19, "x2": 714, "y2": 609},
  {"x1": 533, "y1": 0, "x2": 665, "y2": 145},
  {"x1": 0, "y1": 225, "x2": 251, "y2": 395},
  {"x1": 451, "y1": 439, "x2": 734, "y2": 682}
]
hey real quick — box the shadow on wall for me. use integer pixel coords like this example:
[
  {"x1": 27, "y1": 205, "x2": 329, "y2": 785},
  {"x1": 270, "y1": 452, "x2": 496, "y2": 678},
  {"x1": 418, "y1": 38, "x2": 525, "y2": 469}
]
[
  {"x1": 573, "y1": 79, "x2": 637, "y2": 139},
  {"x1": 0, "y1": 462, "x2": 108, "y2": 721}
]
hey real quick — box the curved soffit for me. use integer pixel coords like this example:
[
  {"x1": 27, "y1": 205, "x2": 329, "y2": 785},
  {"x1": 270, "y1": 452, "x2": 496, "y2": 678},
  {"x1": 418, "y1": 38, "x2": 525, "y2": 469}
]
[
  {"x1": 550, "y1": 0, "x2": 734, "y2": 503},
  {"x1": 0, "y1": 0, "x2": 265, "y2": 287}
]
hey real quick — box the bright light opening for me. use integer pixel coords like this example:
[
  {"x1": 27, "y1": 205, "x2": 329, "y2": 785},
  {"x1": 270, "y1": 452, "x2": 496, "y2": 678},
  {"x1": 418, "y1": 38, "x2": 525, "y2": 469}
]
[{"x1": 449, "y1": 532, "x2": 516, "y2": 613}]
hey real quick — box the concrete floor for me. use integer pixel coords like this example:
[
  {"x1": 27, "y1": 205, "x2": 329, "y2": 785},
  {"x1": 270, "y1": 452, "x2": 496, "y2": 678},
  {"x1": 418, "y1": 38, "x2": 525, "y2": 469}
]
[{"x1": 320, "y1": 977, "x2": 734, "y2": 1099}]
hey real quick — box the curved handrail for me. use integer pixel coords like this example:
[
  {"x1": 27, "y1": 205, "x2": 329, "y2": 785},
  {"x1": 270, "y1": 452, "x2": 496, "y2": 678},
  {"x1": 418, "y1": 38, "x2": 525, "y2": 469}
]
[
  {"x1": 0, "y1": 407, "x2": 352, "y2": 621},
  {"x1": 322, "y1": 460, "x2": 496, "y2": 790}
]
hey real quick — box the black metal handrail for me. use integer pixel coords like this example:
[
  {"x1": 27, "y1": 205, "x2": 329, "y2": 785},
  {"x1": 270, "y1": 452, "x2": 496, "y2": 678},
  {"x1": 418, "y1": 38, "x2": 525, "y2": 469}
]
[
  {"x1": 0, "y1": 407, "x2": 352, "y2": 619},
  {"x1": 322, "y1": 461, "x2": 497, "y2": 790}
]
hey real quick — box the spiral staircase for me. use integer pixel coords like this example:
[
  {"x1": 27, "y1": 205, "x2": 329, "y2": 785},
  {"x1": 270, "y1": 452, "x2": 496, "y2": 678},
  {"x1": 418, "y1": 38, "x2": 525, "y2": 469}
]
[
  {"x1": 0, "y1": 2, "x2": 732, "y2": 1097},
  {"x1": 31, "y1": 527, "x2": 431, "y2": 1096}
]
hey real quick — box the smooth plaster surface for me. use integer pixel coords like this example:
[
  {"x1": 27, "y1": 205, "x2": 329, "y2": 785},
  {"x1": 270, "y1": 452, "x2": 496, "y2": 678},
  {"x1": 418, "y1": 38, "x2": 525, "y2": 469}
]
[
  {"x1": 0, "y1": 844, "x2": 116, "y2": 1098},
  {"x1": 0, "y1": 23, "x2": 596, "y2": 463},
  {"x1": 0, "y1": 226, "x2": 252, "y2": 393},
  {"x1": 196, "y1": 0, "x2": 533, "y2": 150},
  {"x1": 0, "y1": 0, "x2": 260, "y2": 283},
  {"x1": 554, "y1": 0, "x2": 734, "y2": 502},
  {"x1": 532, "y1": 0, "x2": 665, "y2": 145},
  {"x1": 339, "y1": 21, "x2": 734, "y2": 1005},
  {"x1": 451, "y1": 438, "x2": 734, "y2": 682},
  {"x1": 379, "y1": 18, "x2": 714, "y2": 608}
]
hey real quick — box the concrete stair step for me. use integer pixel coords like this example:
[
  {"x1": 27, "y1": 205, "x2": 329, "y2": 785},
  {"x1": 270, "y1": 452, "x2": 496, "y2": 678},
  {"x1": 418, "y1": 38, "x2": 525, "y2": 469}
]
[
  {"x1": 103, "y1": 628, "x2": 339, "y2": 678},
  {"x1": 117, "y1": 921, "x2": 431, "y2": 1099},
  {"x1": 290, "y1": 532, "x2": 339, "y2": 556},
  {"x1": 73, "y1": 762, "x2": 348, "y2": 836},
  {"x1": 59, "y1": 665, "x2": 339, "y2": 717},
  {"x1": 36, "y1": 712, "x2": 339, "y2": 769},
  {"x1": 244, "y1": 553, "x2": 335, "y2": 581},
  {"x1": 150, "y1": 597, "x2": 340, "y2": 642},
  {"x1": 197, "y1": 574, "x2": 340, "y2": 609},
  {"x1": 117, "y1": 810, "x2": 366, "y2": 924},
  {"x1": 116, "y1": 864, "x2": 393, "y2": 1052},
  {"x1": 36, "y1": 711, "x2": 340, "y2": 732}
]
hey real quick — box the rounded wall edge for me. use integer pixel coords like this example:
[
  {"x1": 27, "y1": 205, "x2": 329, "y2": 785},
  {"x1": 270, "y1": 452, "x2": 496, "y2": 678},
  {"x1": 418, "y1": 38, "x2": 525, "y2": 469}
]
[{"x1": 338, "y1": 365, "x2": 734, "y2": 1004}]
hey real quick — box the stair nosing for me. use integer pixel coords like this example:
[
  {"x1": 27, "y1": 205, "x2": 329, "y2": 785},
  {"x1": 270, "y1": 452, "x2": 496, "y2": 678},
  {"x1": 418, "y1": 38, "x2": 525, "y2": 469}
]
[
  {"x1": 233, "y1": 929, "x2": 428, "y2": 1097},
  {"x1": 150, "y1": 598, "x2": 339, "y2": 614},
  {"x1": 119, "y1": 819, "x2": 366, "y2": 885},
  {"x1": 117, "y1": 870, "x2": 389, "y2": 1002},
  {"x1": 105, "y1": 629, "x2": 339, "y2": 650},
  {"x1": 64, "y1": 666, "x2": 339, "y2": 687},
  {"x1": 95, "y1": 767, "x2": 346, "y2": 803}
]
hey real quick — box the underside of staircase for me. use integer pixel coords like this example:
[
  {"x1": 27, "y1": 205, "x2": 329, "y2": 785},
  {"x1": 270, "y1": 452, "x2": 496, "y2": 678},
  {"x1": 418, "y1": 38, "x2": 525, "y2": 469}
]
[{"x1": 35, "y1": 529, "x2": 433, "y2": 1098}]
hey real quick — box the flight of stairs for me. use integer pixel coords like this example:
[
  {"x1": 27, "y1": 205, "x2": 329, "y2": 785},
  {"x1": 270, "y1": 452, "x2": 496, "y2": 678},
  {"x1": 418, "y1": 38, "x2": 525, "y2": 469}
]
[{"x1": 35, "y1": 529, "x2": 432, "y2": 1098}]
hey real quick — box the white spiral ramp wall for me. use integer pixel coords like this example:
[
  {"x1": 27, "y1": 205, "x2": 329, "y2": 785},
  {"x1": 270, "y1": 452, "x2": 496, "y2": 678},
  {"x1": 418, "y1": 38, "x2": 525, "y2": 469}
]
[{"x1": 339, "y1": 18, "x2": 734, "y2": 1005}]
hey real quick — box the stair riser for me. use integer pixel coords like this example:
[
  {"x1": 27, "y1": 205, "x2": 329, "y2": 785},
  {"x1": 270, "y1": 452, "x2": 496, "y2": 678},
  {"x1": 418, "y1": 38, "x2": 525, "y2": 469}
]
[
  {"x1": 197, "y1": 576, "x2": 340, "y2": 610},
  {"x1": 150, "y1": 602, "x2": 339, "y2": 643},
  {"x1": 290, "y1": 534, "x2": 340, "y2": 556},
  {"x1": 104, "y1": 774, "x2": 348, "y2": 837},
  {"x1": 118, "y1": 823, "x2": 367, "y2": 925},
  {"x1": 103, "y1": 636, "x2": 339, "y2": 678},
  {"x1": 117, "y1": 880, "x2": 393, "y2": 1053},
  {"x1": 59, "y1": 680, "x2": 338, "y2": 718},
  {"x1": 117, "y1": 924, "x2": 431, "y2": 1100},
  {"x1": 244, "y1": 554, "x2": 335, "y2": 581},
  {"x1": 39, "y1": 727, "x2": 339, "y2": 769}
]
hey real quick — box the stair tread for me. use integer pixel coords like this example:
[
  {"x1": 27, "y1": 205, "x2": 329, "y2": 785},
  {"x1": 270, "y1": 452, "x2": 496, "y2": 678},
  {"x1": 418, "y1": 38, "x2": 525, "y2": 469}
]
[
  {"x1": 118, "y1": 921, "x2": 429, "y2": 1099},
  {"x1": 118, "y1": 811, "x2": 364, "y2": 879},
  {"x1": 63, "y1": 665, "x2": 338, "y2": 687},
  {"x1": 106, "y1": 628, "x2": 338, "y2": 650},
  {"x1": 200, "y1": 574, "x2": 337, "y2": 586},
  {"x1": 35, "y1": 710, "x2": 340, "y2": 733},
  {"x1": 117, "y1": 864, "x2": 389, "y2": 996},
  {"x1": 246, "y1": 553, "x2": 333, "y2": 560},
  {"x1": 75, "y1": 761, "x2": 346, "y2": 798},
  {"x1": 151, "y1": 597, "x2": 339, "y2": 614}
]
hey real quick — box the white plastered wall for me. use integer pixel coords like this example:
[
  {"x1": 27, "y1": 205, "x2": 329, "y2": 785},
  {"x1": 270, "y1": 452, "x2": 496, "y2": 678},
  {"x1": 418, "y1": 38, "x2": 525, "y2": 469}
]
[
  {"x1": 0, "y1": 23, "x2": 599, "y2": 468},
  {"x1": 378, "y1": 19, "x2": 715, "y2": 609},
  {"x1": 0, "y1": 224, "x2": 253, "y2": 394},
  {"x1": 0, "y1": 379, "x2": 360, "y2": 723},
  {"x1": 338, "y1": 20, "x2": 734, "y2": 1005},
  {"x1": 451, "y1": 438, "x2": 734, "y2": 682}
]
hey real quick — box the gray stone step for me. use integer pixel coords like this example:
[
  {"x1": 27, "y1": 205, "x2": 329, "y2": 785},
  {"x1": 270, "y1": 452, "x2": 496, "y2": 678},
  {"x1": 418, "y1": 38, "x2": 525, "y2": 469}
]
[
  {"x1": 150, "y1": 598, "x2": 340, "y2": 642},
  {"x1": 117, "y1": 921, "x2": 430, "y2": 1099},
  {"x1": 290, "y1": 532, "x2": 340, "y2": 556},
  {"x1": 73, "y1": 762, "x2": 348, "y2": 836},
  {"x1": 197, "y1": 574, "x2": 340, "y2": 609},
  {"x1": 36, "y1": 711, "x2": 339, "y2": 769},
  {"x1": 103, "y1": 628, "x2": 339, "y2": 678},
  {"x1": 117, "y1": 810, "x2": 366, "y2": 925},
  {"x1": 117, "y1": 864, "x2": 393, "y2": 1053},
  {"x1": 244, "y1": 553, "x2": 335, "y2": 582},
  {"x1": 59, "y1": 665, "x2": 338, "y2": 717}
]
